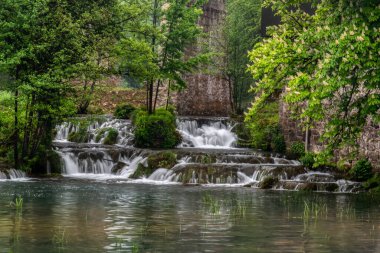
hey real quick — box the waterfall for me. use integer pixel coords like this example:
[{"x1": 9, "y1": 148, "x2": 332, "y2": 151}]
[
  {"x1": 0, "y1": 169, "x2": 27, "y2": 180},
  {"x1": 119, "y1": 156, "x2": 147, "y2": 178},
  {"x1": 55, "y1": 118, "x2": 134, "y2": 146},
  {"x1": 51, "y1": 116, "x2": 362, "y2": 193},
  {"x1": 177, "y1": 118, "x2": 237, "y2": 148}
]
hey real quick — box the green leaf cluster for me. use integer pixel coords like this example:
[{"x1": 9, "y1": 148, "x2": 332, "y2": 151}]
[
  {"x1": 133, "y1": 108, "x2": 182, "y2": 148},
  {"x1": 246, "y1": 0, "x2": 380, "y2": 162}
]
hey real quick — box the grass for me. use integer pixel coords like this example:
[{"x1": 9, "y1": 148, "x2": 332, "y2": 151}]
[
  {"x1": 202, "y1": 193, "x2": 221, "y2": 215},
  {"x1": 303, "y1": 200, "x2": 328, "y2": 221},
  {"x1": 9, "y1": 196, "x2": 23, "y2": 213},
  {"x1": 52, "y1": 227, "x2": 67, "y2": 248}
]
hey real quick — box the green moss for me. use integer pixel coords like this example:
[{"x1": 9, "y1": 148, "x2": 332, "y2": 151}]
[
  {"x1": 259, "y1": 176, "x2": 278, "y2": 189},
  {"x1": 103, "y1": 128, "x2": 118, "y2": 145},
  {"x1": 131, "y1": 152, "x2": 177, "y2": 178},
  {"x1": 133, "y1": 108, "x2": 181, "y2": 148}
]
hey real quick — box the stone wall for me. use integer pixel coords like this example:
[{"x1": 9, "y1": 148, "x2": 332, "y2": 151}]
[
  {"x1": 176, "y1": 0, "x2": 231, "y2": 116},
  {"x1": 279, "y1": 99, "x2": 380, "y2": 170}
]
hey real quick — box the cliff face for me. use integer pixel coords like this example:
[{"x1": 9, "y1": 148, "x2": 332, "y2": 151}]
[{"x1": 176, "y1": 0, "x2": 231, "y2": 117}]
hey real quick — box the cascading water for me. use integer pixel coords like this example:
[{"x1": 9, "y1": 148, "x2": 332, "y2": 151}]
[
  {"x1": 0, "y1": 169, "x2": 27, "y2": 180},
  {"x1": 55, "y1": 117, "x2": 134, "y2": 146},
  {"x1": 51, "y1": 116, "x2": 362, "y2": 193},
  {"x1": 177, "y1": 118, "x2": 237, "y2": 148}
]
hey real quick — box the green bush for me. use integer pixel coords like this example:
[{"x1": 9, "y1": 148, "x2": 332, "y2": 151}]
[
  {"x1": 363, "y1": 173, "x2": 380, "y2": 191},
  {"x1": 350, "y1": 158, "x2": 373, "y2": 182},
  {"x1": 114, "y1": 104, "x2": 136, "y2": 119},
  {"x1": 134, "y1": 108, "x2": 181, "y2": 148},
  {"x1": 103, "y1": 128, "x2": 119, "y2": 145},
  {"x1": 290, "y1": 141, "x2": 305, "y2": 159},
  {"x1": 246, "y1": 102, "x2": 286, "y2": 153},
  {"x1": 300, "y1": 152, "x2": 316, "y2": 169}
]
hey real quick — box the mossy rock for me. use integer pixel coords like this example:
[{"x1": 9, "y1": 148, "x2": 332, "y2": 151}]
[
  {"x1": 130, "y1": 164, "x2": 148, "y2": 179},
  {"x1": 147, "y1": 151, "x2": 177, "y2": 170},
  {"x1": 259, "y1": 176, "x2": 279, "y2": 189},
  {"x1": 68, "y1": 127, "x2": 89, "y2": 143},
  {"x1": 111, "y1": 161, "x2": 128, "y2": 174},
  {"x1": 297, "y1": 182, "x2": 318, "y2": 191},
  {"x1": 325, "y1": 183, "x2": 339, "y2": 192},
  {"x1": 103, "y1": 128, "x2": 118, "y2": 145}
]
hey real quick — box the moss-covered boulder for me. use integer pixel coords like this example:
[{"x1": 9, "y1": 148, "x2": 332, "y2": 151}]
[
  {"x1": 130, "y1": 151, "x2": 177, "y2": 179},
  {"x1": 259, "y1": 176, "x2": 279, "y2": 189}
]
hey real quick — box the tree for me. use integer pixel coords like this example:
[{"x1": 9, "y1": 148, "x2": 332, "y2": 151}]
[
  {"x1": 0, "y1": 0, "x2": 86, "y2": 171},
  {"x1": 118, "y1": 0, "x2": 210, "y2": 114},
  {"x1": 224, "y1": 0, "x2": 262, "y2": 114},
  {"x1": 246, "y1": 0, "x2": 380, "y2": 163}
]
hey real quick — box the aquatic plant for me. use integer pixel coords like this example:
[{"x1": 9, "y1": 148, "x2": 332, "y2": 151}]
[
  {"x1": 52, "y1": 227, "x2": 67, "y2": 248},
  {"x1": 202, "y1": 193, "x2": 221, "y2": 215},
  {"x1": 9, "y1": 196, "x2": 23, "y2": 212},
  {"x1": 303, "y1": 200, "x2": 328, "y2": 221}
]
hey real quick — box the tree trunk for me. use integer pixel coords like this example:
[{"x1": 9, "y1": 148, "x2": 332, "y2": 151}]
[
  {"x1": 14, "y1": 88, "x2": 19, "y2": 170},
  {"x1": 166, "y1": 80, "x2": 171, "y2": 110},
  {"x1": 153, "y1": 80, "x2": 161, "y2": 112}
]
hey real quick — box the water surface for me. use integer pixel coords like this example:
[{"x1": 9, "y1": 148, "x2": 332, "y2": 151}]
[{"x1": 1, "y1": 179, "x2": 379, "y2": 253}]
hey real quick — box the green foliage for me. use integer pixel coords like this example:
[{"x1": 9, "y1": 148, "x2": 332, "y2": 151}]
[
  {"x1": 247, "y1": 0, "x2": 380, "y2": 163},
  {"x1": 363, "y1": 173, "x2": 380, "y2": 192},
  {"x1": 103, "y1": 128, "x2": 119, "y2": 145},
  {"x1": 114, "y1": 104, "x2": 136, "y2": 119},
  {"x1": 245, "y1": 102, "x2": 286, "y2": 153},
  {"x1": 68, "y1": 125, "x2": 89, "y2": 143},
  {"x1": 224, "y1": 0, "x2": 262, "y2": 113},
  {"x1": 300, "y1": 152, "x2": 316, "y2": 169},
  {"x1": 118, "y1": 0, "x2": 210, "y2": 113},
  {"x1": 134, "y1": 109, "x2": 181, "y2": 148},
  {"x1": 290, "y1": 142, "x2": 305, "y2": 159},
  {"x1": 350, "y1": 158, "x2": 373, "y2": 182}
]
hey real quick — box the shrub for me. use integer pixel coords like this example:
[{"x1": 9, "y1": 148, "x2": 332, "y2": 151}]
[
  {"x1": 300, "y1": 152, "x2": 316, "y2": 169},
  {"x1": 103, "y1": 128, "x2": 119, "y2": 145},
  {"x1": 363, "y1": 173, "x2": 380, "y2": 191},
  {"x1": 246, "y1": 102, "x2": 286, "y2": 153},
  {"x1": 114, "y1": 104, "x2": 136, "y2": 119},
  {"x1": 134, "y1": 108, "x2": 181, "y2": 148},
  {"x1": 290, "y1": 142, "x2": 305, "y2": 159},
  {"x1": 272, "y1": 129, "x2": 286, "y2": 153},
  {"x1": 350, "y1": 158, "x2": 373, "y2": 182}
]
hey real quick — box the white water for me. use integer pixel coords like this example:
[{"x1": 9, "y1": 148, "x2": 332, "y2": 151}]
[
  {"x1": 55, "y1": 118, "x2": 134, "y2": 146},
  {"x1": 0, "y1": 169, "x2": 28, "y2": 181},
  {"x1": 52, "y1": 116, "x2": 361, "y2": 192},
  {"x1": 177, "y1": 119, "x2": 237, "y2": 148}
]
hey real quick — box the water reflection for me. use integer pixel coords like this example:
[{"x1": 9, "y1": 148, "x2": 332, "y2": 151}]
[{"x1": 0, "y1": 180, "x2": 379, "y2": 252}]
